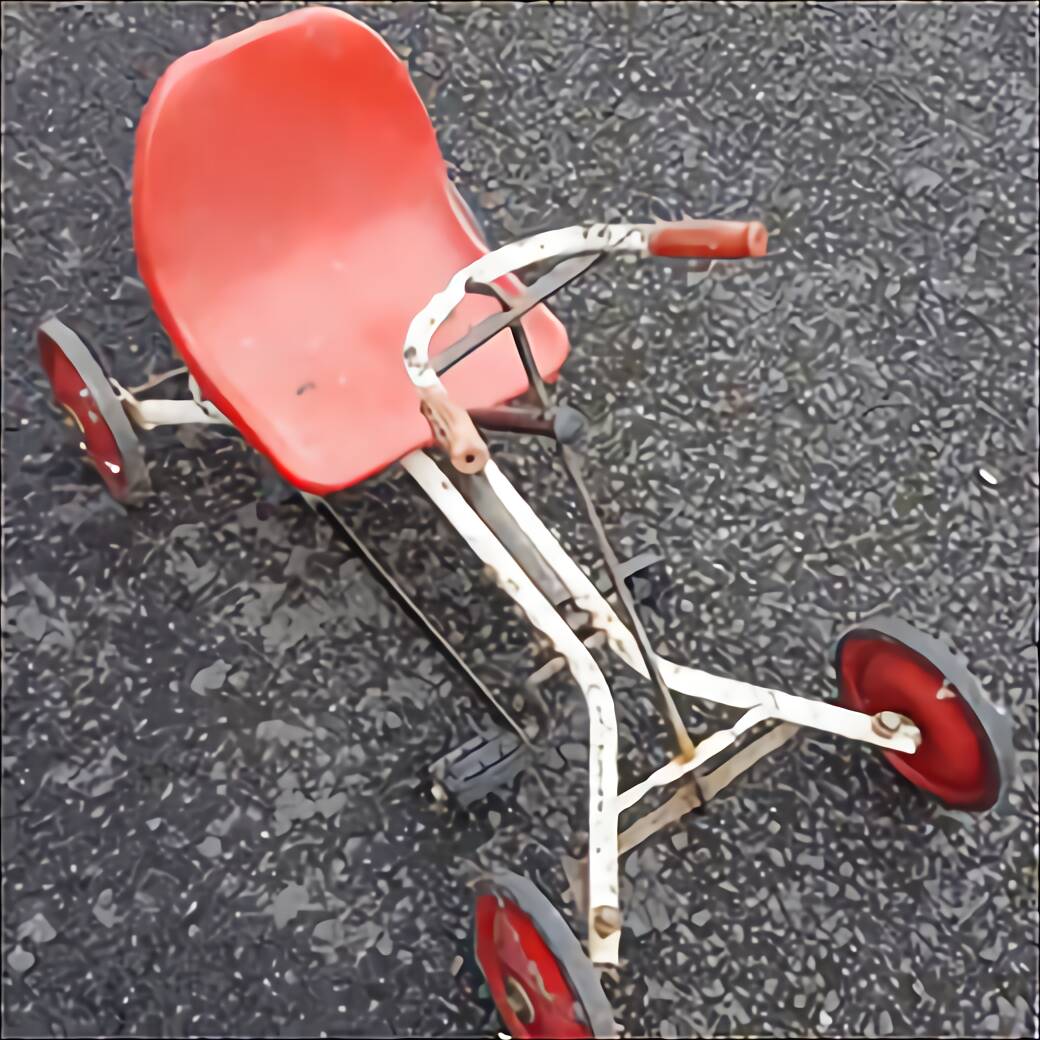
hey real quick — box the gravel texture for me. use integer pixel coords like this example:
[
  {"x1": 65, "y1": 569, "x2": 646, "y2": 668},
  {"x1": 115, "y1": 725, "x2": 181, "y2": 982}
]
[{"x1": 3, "y1": 2, "x2": 1038, "y2": 1038}]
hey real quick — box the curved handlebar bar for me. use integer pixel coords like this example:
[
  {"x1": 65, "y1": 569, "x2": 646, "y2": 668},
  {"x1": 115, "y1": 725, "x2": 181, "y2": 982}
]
[{"x1": 405, "y1": 219, "x2": 768, "y2": 473}]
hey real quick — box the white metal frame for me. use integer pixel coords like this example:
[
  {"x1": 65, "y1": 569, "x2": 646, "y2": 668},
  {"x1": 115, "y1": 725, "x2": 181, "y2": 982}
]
[
  {"x1": 403, "y1": 447, "x2": 922, "y2": 968},
  {"x1": 399, "y1": 222, "x2": 926, "y2": 968},
  {"x1": 111, "y1": 372, "x2": 232, "y2": 429},
  {"x1": 403, "y1": 222, "x2": 918, "y2": 749},
  {"x1": 400, "y1": 450, "x2": 623, "y2": 966},
  {"x1": 403, "y1": 223, "x2": 650, "y2": 393},
  {"x1": 483, "y1": 460, "x2": 920, "y2": 754},
  {"x1": 105, "y1": 223, "x2": 926, "y2": 972}
]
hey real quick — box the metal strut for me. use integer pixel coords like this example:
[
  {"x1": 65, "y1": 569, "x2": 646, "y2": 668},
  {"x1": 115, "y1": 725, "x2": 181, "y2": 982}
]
[
  {"x1": 435, "y1": 252, "x2": 603, "y2": 378},
  {"x1": 463, "y1": 269, "x2": 695, "y2": 762},
  {"x1": 556, "y1": 437, "x2": 695, "y2": 762},
  {"x1": 301, "y1": 492, "x2": 532, "y2": 748}
]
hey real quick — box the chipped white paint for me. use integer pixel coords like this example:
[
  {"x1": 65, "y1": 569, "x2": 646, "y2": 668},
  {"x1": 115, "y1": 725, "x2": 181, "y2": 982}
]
[
  {"x1": 403, "y1": 223, "x2": 649, "y2": 391},
  {"x1": 400, "y1": 450, "x2": 622, "y2": 966},
  {"x1": 483, "y1": 461, "x2": 919, "y2": 755},
  {"x1": 112, "y1": 375, "x2": 232, "y2": 430},
  {"x1": 120, "y1": 396, "x2": 229, "y2": 430},
  {"x1": 564, "y1": 723, "x2": 802, "y2": 913},
  {"x1": 617, "y1": 722, "x2": 800, "y2": 858},
  {"x1": 617, "y1": 705, "x2": 771, "y2": 813}
]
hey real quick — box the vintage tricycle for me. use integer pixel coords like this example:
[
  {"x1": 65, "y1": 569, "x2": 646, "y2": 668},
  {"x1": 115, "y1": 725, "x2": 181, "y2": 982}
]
[{"x1": 37, "y1": 8, "x2": 1013, "y2": 1038}]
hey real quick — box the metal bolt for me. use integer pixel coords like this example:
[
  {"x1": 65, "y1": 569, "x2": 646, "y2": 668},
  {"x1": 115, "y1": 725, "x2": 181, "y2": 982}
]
[
  {"x1": 872, "y1": 710, "x2": 905, "y2": 737},
  {"x1": 592, "y1": 905, "x2": 621, "y2": 939},
  {"x1": 504, "y1": 976, "x2": 535, "y2": 1024}
]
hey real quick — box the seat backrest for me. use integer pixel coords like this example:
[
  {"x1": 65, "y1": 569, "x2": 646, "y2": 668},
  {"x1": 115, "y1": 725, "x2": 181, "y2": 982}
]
[
  {"x1": 135, "y1": 7, "x2": 456, "y2": 286},
  {"x1": 132, "y1": 7, "x2": 568, "y2": 492}
]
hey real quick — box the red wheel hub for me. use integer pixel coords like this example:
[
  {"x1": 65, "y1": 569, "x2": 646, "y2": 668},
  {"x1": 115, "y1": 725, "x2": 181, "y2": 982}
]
[
  {"x1": 838, "y1": 635, "x2": 999, "y2": 808},
  {"x1": 39, "y1": 335, "x2": 130, "y2": 501},
  {"x1": 475, "y1": 892, "x2": 593, "y2": 1039}
]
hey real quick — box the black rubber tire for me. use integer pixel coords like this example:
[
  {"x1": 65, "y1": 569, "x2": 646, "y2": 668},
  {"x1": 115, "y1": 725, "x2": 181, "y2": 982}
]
[{"x1": 430, "y1": 728, "x2": 530, "y2": 810}]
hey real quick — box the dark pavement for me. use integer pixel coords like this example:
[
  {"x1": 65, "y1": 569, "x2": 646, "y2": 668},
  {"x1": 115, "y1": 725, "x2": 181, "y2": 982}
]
[{"x1": 2, "y1": 3, "x2": 1037, "y2": 1037}]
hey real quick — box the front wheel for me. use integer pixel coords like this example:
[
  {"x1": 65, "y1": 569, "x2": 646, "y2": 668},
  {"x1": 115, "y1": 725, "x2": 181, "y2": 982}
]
[
  {"x1": 834, "y1": 615, "x2": 1014, "y2": 811},
  {"x1": 473, "y1": 872, "x2": 617, "y2": 1039}
]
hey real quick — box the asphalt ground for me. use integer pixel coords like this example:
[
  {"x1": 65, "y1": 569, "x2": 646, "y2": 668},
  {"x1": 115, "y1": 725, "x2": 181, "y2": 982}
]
[{"x1": 2, "y1": 3, "x2": 1038, "y2": 1038}]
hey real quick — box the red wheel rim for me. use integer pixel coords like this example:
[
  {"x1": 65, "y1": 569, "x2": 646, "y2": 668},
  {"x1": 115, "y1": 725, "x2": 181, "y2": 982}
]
[
  {"x1": 475, "y1": 892, "x2": 593, "y2": 1039},
  {"x1": 838, "y1": 635, "x2": 999, "y2": 808},
  {"x1": 39, "y1": 334, "x2": 130, "y2": 501}
]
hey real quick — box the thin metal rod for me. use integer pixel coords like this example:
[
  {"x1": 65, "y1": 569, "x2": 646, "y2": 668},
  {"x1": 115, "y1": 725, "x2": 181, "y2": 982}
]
[
  {"x1": 564, "y1": 723, "x2": 800, "y2": 917},
  {"x1": 468, "y1": 406, "x2": 556, "y2": 437},
  {"x1": 617, "y1": 722, "x2": 800, "y2": 856},
  {"x1": 302, "y1": 493, "x2": 532, "y2": 749},
  {"x1": 468, "y1": 278, "x2": 553, "y2": 411},
  {"x1": 558, "y1": 444, "x2": 695, "y2": 762},
  {"x1": 617, "y1": 706, "x2": 768, "y2": 813},
  {"x1": 433, "y1": 252, "x2": 602, "y2": 377},
  {"x1": 465, "y1": 264, "x2": 688, "y2": 760},
  {"x1": 127, "y1": 365, "x2": 188, "y2": 395}
]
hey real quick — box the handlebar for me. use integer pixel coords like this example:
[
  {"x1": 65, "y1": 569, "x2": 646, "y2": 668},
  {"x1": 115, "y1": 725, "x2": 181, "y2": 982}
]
[
  {"x1": 405, "y1": 219, "x2": 768, "y2": 473},
  {"x1": 647, "y1": 219, "x2": 768, "y2": 260}
]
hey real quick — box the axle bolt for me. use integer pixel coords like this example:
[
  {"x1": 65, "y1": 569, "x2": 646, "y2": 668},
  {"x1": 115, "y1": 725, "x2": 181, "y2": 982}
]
[
  {"x1": 592, "y1": 905, "x2": 621, "y2": 939},
  {"x1": 872, "y1": 710, "x2": 905, "y2": 737}
]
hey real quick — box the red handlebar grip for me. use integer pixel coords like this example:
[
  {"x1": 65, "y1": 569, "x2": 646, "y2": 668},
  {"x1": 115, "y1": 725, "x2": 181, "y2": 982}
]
[{"x1": 647, "y1": 220, "x2": 768, "y2": 260}]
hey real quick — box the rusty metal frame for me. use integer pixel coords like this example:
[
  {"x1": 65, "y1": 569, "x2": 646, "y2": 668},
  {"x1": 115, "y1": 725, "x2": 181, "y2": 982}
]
[
  {"x1": 562, "y1": 721, "x2": 802, "y2": 917},
  {"x1": 556, "y1": 438, "x2": 696, "y2": 762},
  {"x1": 399, "y1": 449, "x2": 623, "y2": 967},
  {"x1": 461, "y1": 271, "x2": 695, "y2": 761},
  {"x1": 618, "y1": 722, "x2": 801, "y2": 857},
  {"x1": 404, "y1": 223, "x2": 649, "y2": 394},
  {"x1": 433, "y1": 253, "x2": 603, "y2": 379},
  {"x1": 401, "y1": 220, "x2": 921, "y2": 754},
  {"x1": 395, "y1": 225, "x2": 924, "y2": 972},
  {"x1": 112, "y1": 372, "x2": 232, "y2": 429},
  {"x1": 403, "y1": 224, "x2": 648, "y2": 469},
  {"x1": 399, "y1": 444, "x2": 923, "y2": 973},
  {"x1": 481, "y1": 460, "x2": 922, "y2": 756}
]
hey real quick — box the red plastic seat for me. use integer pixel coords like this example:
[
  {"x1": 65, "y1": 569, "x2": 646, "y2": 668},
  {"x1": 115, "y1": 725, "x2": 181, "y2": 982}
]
[{"x1": 133, "y1": 7, "x2": 569, "y2": 494}]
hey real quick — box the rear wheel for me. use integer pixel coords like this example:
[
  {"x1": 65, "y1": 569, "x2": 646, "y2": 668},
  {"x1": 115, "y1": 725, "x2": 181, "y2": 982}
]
[
  {"x1": 835, "y1": 615, "x2": 1014, "y2": 811},
  {"x1": 474, "y1": 872, "x2": 616, "y2": 1039},
  {"x1": 37, "y1": 318, "x2": 151, "y2": 506}
]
